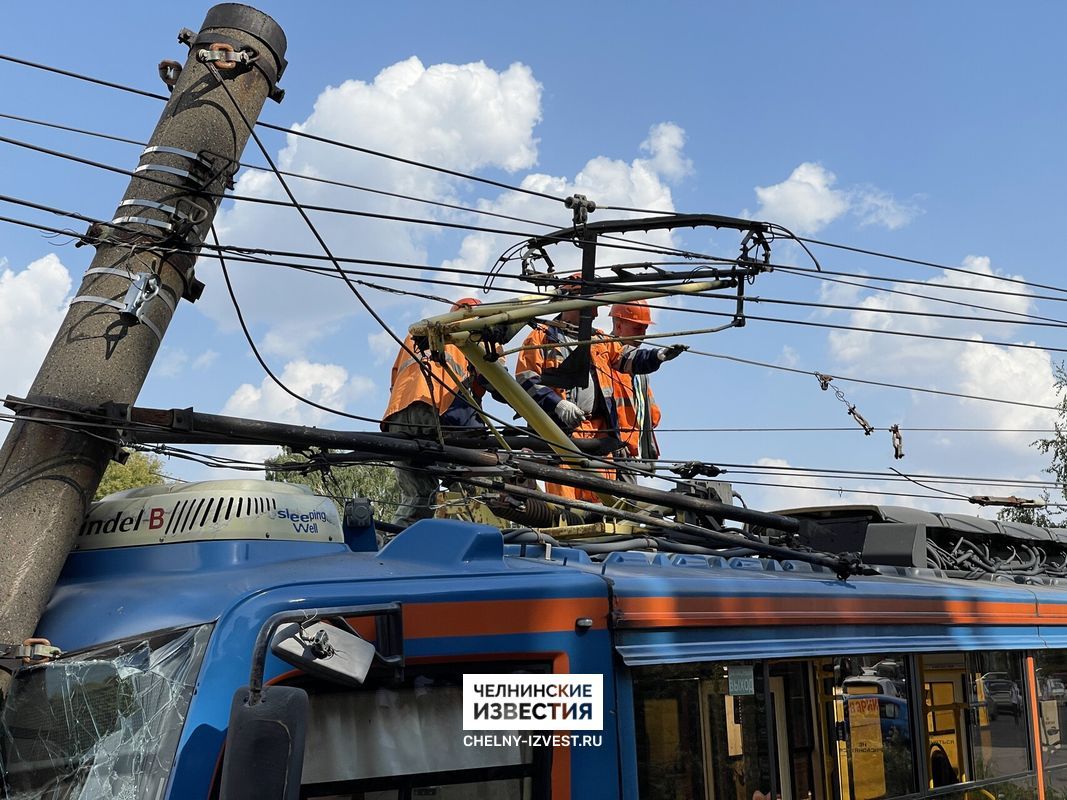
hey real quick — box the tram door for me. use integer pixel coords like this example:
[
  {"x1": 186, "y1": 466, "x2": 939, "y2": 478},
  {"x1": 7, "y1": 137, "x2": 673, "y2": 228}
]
[
  {"x1": 766, "y1": 663, "x2": 821, "y2": 800},
  {"x1": 818, "y1": 655, "x2": 917, "y2": 800},
  {"x1": 920, "y1": 653, "x2": 969, "y2": 786}
]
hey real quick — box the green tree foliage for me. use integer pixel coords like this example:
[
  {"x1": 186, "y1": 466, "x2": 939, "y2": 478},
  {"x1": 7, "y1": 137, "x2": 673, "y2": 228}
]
[
  {"x1": 264, "y1": 448, "x2": 400, "y2": 511},
  {"x1": 999, "y1": 363, "x2": 1067, "y2": 527},
  {"x1": 95, "y1": 451, "x2": 166, "y2": 500}
]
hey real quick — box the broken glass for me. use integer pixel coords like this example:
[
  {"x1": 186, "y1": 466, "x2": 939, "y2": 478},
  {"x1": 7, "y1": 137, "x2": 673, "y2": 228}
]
[{"x1": 0, "y1": 624, "x2": 211, "y2": 800}]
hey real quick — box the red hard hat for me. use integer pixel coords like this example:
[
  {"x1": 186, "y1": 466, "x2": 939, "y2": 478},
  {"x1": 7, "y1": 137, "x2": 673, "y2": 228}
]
[
  {"x1": 610, "y1": 300, "x2": 652, "y2": 326},
  {"x1": 450, "y1": 297, "x2": 482, "y2": 311}
]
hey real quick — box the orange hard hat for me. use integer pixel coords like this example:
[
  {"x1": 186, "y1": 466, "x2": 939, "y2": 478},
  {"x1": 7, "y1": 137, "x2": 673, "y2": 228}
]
[
  {"x1": 450, "y1": 297, "x2": 482, "y2": 311},
  {"x1": 610, "y1": 300, "x2": 652, "y2": 326}
]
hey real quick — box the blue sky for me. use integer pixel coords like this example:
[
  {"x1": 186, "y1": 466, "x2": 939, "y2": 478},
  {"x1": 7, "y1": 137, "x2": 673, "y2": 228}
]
[{"x1": 3, "y1": 2, "x2": 1066, "y2": 514}]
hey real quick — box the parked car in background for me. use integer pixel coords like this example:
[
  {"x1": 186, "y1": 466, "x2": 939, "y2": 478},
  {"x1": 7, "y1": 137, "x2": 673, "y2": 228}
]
[{"x1": 981, "y1": 677, "x2": 1023, "y2": 720}]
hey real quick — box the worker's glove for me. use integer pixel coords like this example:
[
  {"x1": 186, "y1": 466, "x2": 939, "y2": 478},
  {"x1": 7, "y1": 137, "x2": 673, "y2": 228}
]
[
  {"x1": 657, "y1": 344, "x2": 687, "y2": 362},
  {"x1": 554, "y1": 399, "x2": 587, "y2": 428}
]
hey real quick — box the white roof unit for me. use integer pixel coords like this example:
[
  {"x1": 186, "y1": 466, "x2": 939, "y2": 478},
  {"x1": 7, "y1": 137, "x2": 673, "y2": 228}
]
[{"x1": 76, "y1": 480, "x2": 342, "y2": 550}]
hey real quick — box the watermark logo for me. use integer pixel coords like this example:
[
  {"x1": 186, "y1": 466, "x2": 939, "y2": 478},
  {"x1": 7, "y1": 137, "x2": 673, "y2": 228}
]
[{"x1": 462, "y1": 674, "x2": 603, "y2": 731}]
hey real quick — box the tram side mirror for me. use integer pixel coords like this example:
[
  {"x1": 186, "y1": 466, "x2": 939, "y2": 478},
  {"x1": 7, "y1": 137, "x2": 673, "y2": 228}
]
[
  {"x1": 271, "y1": 621, "x2": 376, "y2": 686},
  {"x1": 220, "y1": 685, "x2": 308, "y2": 800}
]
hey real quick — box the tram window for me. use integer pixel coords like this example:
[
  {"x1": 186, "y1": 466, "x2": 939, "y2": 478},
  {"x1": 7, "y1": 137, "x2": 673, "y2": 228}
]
[
  {"x1": 921, "y1": 651, "x2": 1031, "y2": 789},
  {"x1": 633, "y1": 666, "x2": 707, "y2": 800},
  {"x1": 298, "y1": 669, "x2": 541, "y2": 799},
  {"x1": 1034, "y1": 649, "x2": 1067, "y2": 786},
  {"x1": 968, "y1": 652, "x2": 1029, "y2": 778},
  {"x1": 829, "y1": 654, "x2": 916, "y2": 800},
  {"x1": 633, "y1": 662, "x2": 778, "y2": 800},
  {"x1": 920, "y1": 653, "x2": 970, "y2": 787},
  {"x1": 775, "y1": 662, "x2": 817, "y2": 800}
]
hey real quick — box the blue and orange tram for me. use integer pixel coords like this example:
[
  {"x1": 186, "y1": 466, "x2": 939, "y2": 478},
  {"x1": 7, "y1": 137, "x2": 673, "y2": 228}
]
[{"x1": 1, "y1": 482, "x2": 1066, "y2": 800}]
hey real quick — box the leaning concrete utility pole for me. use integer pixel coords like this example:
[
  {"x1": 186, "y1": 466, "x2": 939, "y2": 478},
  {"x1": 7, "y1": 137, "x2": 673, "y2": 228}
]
[{"x1": 0, "y1": 4, "x2": 287, "y2": 647}]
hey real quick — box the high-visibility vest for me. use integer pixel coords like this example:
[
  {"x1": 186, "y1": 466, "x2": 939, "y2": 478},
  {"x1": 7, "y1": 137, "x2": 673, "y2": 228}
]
[
  {"x1": 517, "y1": 325, "x2": 657, "y2": 502},
  {"x1": 382, "y1": 336, "x2": 469, "y2": 427},
  {"x1": 515, "y1": 326, "x2": 626, "y2": 430},
  {"x1": 612, "y1": 371, "x2": 661, "y2": 458}
]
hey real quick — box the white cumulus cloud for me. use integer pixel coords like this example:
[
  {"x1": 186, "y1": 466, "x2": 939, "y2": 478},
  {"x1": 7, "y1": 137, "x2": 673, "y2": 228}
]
[
  {"x1": 437, "y1": 122, "x2": 695, "y2": 285},
  {"x1": 219, "y1": 360, "x2": 377, "y2": 465},
  {"x1": 640, "y1": 122, "x2": 692, "y2": 182},
  {"x1": 0, "y1": 254, "x2": 72, "y2": 396},
  {"x1": 198, "y1": 57, "x2": 544, "y2": 355},
  {"x1": 753, "y1": 163, "x2": 850, "y2": 234},
  {"x1": 222, "y1": 360, "x2": 373, "y2": 424},
  {"x1": 826, "y1": 255, "x2": 1058, "y2": 456},
  {"x1": 750, "y1": 162, "x2": 920, "y2": 234}
]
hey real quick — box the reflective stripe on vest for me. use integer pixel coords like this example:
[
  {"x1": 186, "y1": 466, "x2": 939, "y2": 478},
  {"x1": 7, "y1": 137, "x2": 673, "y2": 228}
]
[{"x1": 394, "y1": 350, "x2": 466, "y2": 382}]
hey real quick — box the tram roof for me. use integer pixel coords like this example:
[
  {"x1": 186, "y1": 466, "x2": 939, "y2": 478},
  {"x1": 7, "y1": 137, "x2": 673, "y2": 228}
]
[{"x1": 37, "y1": 516, "x2": 1067, "y2": 654}]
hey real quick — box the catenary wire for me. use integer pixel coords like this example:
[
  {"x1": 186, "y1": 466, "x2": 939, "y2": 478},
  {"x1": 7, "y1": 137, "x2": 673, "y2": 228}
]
[
  {"x1": 4, "y1": 121, "x2": 1064, "y2": 329},
  {"x1": 776, "y1": 267, "x2": 1067, "y2": 327},
  {"x1": 201, "y1": 60, "x2": 679, "y2": 487},
  {"x1": 2, "y1": 411, "x2": 1061, "y2": 512},
  {"x1": 775, "y1": 263, "x2": 1067, "y2": 306},
  {"x1": 0, "y1": 53, "x2": 563, "y2": 204},
  {"x1": 698, "y1": 467, "x2": 1064, "y2": 491},
  {"x1": 7, "y1": 53, "x2": 1067, "y2": 300},
  {"x1": 6, "y1": 54, "x2": 1065, "y2": 505},
  {"x1": 0, "y1": 127, "x2": 1061, "y2": 431},
  {"x1": 0, "y1": 56, "x2": 756, "y2": 265},
  {"x1": 799, "y1": 236, "x2": 1067, "y2": 297},
  {"x1": 721, "y1": 479, "x2": 994, "y2": 505},
  {"x1": 1, "y1": 206, "x2": 1063, "y2": 423},
  {"x1": 673, "y1": 349, "x2": 1060, "y2": 412},
  {"x1": 212, "y1": 225, "x2": 386, "y2": 426},
  {"x1": 0, "y1": 130, "x2": 714, "y2": 262},
  {"x1": 688, "y1": 287, "x2": 1067, "y2": 331},
  {"x1": 663, "y1": 303, "x2": 1067, "y2": 356},
  {"x1": 0, "y1": 189, "x2": 1047, "y2": 345},
  {"x1": 0, "y1": 111, "x2": 571, "y2": 232}
]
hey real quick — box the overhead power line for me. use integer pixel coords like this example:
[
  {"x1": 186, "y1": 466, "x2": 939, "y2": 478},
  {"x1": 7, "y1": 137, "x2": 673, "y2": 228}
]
[
  {"x1": 5, "y1": 177, "x2": 1066, "y2": 360},
  {"x1": 722, "y1": 478, "x2": 997, "y2": 505},
  {"x1": 0, "y1": 111, "x2": 567, "y2": 232},
  {"x1": 669, "y1": 304, "x2": 1067, "y2": 357},
  {"x1": 705, "y1": 465, "x2": 1063, "y2": 491},
  {"x1": 776, "y1": 264, "x2": 1067, "y2": 306},
  {"x1": 651, "y1": 426, "x2": 1056, "y2": 434},
  {"x1": 1, "y1": 202, "x2": 1063, "y2": 425},
  {"x1": 0, "y1": 130, "x2": 711, "y2": 262},
  {"x1": 6, "y1": 51, "x2": 1067, "y2": 301},
  {"x1": 776, "y1": 268, "x2": 1067, "y2": 327},
  {"x1": 0, "y1": 53, "x2": 564, "y2": 205},
  {"x1": 694, "y1": 287, "x2": 1067, "y2": 331},
  {"x1": 676, "y1": 349, "x2": 1060, "y2": 412},
  {"x1": 799, "y1": 236, "x2": 1067, "y2": 297}
]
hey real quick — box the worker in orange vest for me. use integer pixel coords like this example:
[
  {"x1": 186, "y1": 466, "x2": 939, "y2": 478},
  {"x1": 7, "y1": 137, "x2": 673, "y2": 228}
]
[
  {"x1": 609, "y1": 300, "x2": 664, "y2": 461},
  {"x1": 515, "y1": 285, "x2": 683, "y2": 500},
  {"x1": 382, "y1": 298, "x2": 487, "y2": 525}
]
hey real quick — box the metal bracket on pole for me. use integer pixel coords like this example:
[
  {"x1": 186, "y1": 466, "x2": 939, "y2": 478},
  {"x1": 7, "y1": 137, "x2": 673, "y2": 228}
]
[{"x1": 69, "y1": 272, "x2": 167, "y2": 341}]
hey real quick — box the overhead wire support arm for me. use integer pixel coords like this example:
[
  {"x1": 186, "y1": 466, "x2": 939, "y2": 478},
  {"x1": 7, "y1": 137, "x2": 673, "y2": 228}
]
[{"x1": 523, "y1": 212, "x2": 774, "y2": 250}]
